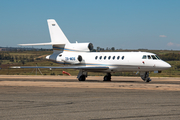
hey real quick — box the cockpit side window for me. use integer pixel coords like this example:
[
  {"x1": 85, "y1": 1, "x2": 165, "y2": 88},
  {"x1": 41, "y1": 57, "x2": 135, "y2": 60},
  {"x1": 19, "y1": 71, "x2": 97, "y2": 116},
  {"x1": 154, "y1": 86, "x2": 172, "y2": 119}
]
[
  {"x1": 151, "y1": 55, "x2": 157, "y2": 60},
  {"x1": 148, "y1": 55, "x2": 151, "y2": 59},
  {"x1": 142, "y1": 55, "x2": 146, "y2": 59}
]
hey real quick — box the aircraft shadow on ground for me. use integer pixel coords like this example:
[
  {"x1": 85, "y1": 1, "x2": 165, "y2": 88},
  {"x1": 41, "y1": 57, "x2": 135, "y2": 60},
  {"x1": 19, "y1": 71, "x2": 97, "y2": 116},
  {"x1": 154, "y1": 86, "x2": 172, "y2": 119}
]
[{"x1": 85, "y1": 80, "x2": 140, "y2": 83}]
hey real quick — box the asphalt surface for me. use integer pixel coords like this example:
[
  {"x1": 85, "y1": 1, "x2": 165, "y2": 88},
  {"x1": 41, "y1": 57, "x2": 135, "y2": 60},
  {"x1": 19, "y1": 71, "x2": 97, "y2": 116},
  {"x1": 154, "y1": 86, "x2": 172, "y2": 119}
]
[{"x1": 0, "y1": 76, "x2": 180, "y2": 120}]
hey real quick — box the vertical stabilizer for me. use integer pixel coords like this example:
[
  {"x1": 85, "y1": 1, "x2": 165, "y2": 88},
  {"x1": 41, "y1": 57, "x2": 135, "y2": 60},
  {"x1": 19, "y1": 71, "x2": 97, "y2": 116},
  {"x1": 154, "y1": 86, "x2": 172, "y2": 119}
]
[{"x1": 47, "y1": 19, "x2": 70, "y2": 44}]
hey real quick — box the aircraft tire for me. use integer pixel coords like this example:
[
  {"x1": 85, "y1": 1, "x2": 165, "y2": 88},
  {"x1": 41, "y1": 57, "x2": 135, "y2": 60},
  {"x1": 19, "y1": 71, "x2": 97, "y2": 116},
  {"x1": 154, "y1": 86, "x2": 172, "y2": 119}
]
[
  {"x1": 103, "y1": 75, "x2": 111, "y2": 81},
  {"x1": 145, "y1": 78, "x2": 151, "y2": 83},
  {"x1": 79, "y1": 75, "x2": 86, "y2": 81},
  {"x1": 145, "y1": 80, "x2": 149, "y2": 83}
]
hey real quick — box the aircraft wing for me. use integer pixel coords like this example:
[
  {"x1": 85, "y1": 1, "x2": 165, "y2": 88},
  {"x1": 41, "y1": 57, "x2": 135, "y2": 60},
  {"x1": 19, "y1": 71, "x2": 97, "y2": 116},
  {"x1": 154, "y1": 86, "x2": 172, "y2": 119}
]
[{"x1": 10, "y1": 66, "x2": 109, "y2": 70}]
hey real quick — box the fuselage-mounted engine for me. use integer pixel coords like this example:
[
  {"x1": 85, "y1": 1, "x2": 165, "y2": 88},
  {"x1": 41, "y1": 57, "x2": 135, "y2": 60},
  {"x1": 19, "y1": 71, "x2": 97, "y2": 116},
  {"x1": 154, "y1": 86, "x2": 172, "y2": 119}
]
[{"x1": 64, "y1": 42, "x2": 93, "y2": 52}]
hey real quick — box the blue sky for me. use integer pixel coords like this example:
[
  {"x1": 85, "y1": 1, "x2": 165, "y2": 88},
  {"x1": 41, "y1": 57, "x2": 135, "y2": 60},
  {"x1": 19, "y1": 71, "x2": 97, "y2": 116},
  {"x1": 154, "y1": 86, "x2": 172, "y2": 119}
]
[{"x1": 0, "y1": 0, "x2": 180, "y2": 50}]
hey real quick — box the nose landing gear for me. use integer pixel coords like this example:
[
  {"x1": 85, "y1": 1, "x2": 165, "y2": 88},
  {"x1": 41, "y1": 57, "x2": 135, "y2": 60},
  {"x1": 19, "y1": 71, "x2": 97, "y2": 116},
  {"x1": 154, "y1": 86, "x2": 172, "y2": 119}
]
[{"x1": 140, "y1": 72, "x2": 151, "y2": 82}]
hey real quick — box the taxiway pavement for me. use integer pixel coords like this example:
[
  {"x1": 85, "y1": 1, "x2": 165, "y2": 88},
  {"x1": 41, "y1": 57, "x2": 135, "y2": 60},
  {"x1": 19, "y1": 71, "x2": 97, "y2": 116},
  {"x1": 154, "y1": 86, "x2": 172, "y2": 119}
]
[{"x1": 0, "y1": 75, "x2": 180, "y2": 120}]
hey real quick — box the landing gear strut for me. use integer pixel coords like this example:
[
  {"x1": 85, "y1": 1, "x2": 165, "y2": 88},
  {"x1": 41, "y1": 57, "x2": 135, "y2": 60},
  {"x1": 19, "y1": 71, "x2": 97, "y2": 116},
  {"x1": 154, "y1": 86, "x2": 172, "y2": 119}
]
[
  {"x1": 103, "y1": 73, "x2": 111, "y2": 81},
  {"x1": 140, "y1": 72, "x2": 151, "y2": 82},
  {"x1": 77, "y1": 70, "x2": 87, "y2": 81}
]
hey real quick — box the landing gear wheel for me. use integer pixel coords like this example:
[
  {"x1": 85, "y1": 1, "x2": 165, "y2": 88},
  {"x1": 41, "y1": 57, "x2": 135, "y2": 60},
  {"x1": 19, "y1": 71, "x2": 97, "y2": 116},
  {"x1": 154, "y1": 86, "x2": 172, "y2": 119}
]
[
  {"x1": 103, "y1": 75, "x2": 109, "y2": 81},
  {"x1": 145, "y1": 78, "x2": 151, "y2": 83},
  {"x1": 78, "y1": 75, "x2": 86, "y2": 81},
  {"x1": 103, "y1": 73, "x2": 111, "y2": 81}
]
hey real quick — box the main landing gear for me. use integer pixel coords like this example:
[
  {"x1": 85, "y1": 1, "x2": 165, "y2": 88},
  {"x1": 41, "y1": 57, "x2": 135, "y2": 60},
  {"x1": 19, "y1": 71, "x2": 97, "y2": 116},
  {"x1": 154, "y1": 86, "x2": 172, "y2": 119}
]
[
  {"x1": 77, "y1": 70, "x2": 87, "y2": 81},
  {"x1": 78, "y1": 75, "x2": 86, "y2": 81},
  {"x1": 77, "y1": 70, "x2": 112, "y2": 82},
  {"x1": 140, "y1": 72, "x2": 151, "y2": 82},
  {"x1": 103, "y1": 73, "x2": 111, "y2": 81}
]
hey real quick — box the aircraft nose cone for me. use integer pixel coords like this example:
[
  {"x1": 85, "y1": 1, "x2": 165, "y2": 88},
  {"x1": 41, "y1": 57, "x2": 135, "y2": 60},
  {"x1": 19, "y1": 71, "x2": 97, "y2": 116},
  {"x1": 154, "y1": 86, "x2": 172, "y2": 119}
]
[
  {"x1": 162, "y1": 61, "x2": 171, "y2": 69},
  {"x1": 166, "y1": 62, "x2": 171, "y2": 69},
  {"x1": 156, "y1": 61, "x2": 171, "y2": 70}
]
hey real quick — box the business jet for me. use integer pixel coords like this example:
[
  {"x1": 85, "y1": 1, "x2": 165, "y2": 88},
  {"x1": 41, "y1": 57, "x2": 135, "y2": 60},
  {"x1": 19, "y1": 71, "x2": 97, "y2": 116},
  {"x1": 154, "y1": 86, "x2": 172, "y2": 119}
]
[{"x1": 12, "y1": 19, "x2": 171, "y2": 82}]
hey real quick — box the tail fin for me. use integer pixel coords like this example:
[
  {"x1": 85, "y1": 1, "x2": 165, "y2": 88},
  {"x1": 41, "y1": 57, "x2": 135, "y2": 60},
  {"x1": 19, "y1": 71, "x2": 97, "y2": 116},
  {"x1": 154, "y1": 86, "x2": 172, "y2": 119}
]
[
  {"x1": 47, "y1": 19, "x2": 70, "y2": 44},
  {"x1": 19, "y1": 19, "x2": 70, "y2": 46}
]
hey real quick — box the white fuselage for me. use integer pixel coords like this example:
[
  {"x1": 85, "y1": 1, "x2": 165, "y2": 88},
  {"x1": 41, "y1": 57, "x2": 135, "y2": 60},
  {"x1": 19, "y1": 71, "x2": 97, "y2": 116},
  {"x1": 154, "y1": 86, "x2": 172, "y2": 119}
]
[{"x1": 47, "y1": 51, "x2": 171, "y2": 73}]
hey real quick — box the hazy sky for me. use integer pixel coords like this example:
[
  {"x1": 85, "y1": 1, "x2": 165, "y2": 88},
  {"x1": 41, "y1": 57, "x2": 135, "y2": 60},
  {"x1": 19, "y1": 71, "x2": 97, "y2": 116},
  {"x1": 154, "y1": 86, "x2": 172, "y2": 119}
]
[{"x1": 1, "y1": 0, "x2": 180, "y2": 50}]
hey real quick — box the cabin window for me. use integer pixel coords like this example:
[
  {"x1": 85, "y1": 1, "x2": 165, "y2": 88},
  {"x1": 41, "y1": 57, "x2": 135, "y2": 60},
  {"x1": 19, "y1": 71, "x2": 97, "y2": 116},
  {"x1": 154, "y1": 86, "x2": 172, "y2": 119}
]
[
  {"x1": 108, "y1": 56, "x2": 111, "y2": 60},
  {"x1": 148, "y1": 55, "x2": 151, "y2": 59},
  {"x1": 95, "y1": 56, "x2": 98, "y2": 60},
  {"x1": 113, "y1": 56, "x2": 115, "y2": 60},
  {"x1": 151, "y1": 55, "x2": 157, "y2": 60},
  {"x1": 122, "y1": 56, "x2": 124, "y2": 60},
  {"x1": 59, "y1": 54, "x2": 62, "y2": 57},
  {"x1": 104, "y1": 56, "x2": 107, "y2": 60},
  {"x1": 99, "y1": 56, "x2": 102, "y2": 60},
  {"x1": 142, "y1": 55, "x2": 146, "y2": 59},
  {"x1": 117, "y1": 56, "x2": 120, "y2": 60}
]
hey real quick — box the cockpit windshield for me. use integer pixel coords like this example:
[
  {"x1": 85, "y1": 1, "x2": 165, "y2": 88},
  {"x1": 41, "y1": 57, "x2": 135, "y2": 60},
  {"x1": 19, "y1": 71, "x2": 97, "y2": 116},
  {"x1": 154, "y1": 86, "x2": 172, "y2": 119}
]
[
  {"x1": 142, "y1": 55, "x2": 161, "y2": 60},
  {"x1": 151, "y1": 55, "x2": 157, "y2": 60},
  {"x1": 155, "y1": 55, "x2": 161, "y2": 60}
]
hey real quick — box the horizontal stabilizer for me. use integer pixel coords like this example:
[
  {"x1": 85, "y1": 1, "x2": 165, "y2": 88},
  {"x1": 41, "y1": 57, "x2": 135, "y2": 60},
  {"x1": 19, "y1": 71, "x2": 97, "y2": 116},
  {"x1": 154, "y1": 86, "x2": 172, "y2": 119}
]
[{"x1": 19, "y1": 42, "x2": 65, "y2": 46}]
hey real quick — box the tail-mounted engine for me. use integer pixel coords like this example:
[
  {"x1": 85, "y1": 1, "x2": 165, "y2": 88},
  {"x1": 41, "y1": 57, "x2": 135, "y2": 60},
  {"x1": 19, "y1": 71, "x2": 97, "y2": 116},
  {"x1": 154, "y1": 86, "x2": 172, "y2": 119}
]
[{"x1": 65, "y1": 43, "x2": 93, "y2": 52}]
